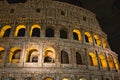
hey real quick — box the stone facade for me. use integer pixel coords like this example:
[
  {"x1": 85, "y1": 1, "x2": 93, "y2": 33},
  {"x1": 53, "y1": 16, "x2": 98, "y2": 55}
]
[{"x1": 0, "y1": 0, "x2": 120, "y2": 80}]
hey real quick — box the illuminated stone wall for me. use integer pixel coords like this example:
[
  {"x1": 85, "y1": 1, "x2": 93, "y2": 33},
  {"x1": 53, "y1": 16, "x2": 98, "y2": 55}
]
[{"x1": 0, "y1": 0, "x2": 119, "y2": 80}]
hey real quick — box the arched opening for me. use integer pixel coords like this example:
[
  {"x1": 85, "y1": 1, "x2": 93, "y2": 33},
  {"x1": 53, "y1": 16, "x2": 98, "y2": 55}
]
[
  {"x1": 30, "y1": 24, "x2": 41, "y2": 37},
  {"x1": 17, "y1": 28, "x2": 25, "y2": 37},
  {"x1": 60, "y1": 29, "x2": 68, "y2": 39},
  {"x1": 0, "y1": 25, "x2": 11, "y2": 38},
  {"x1": 76, "y1": 52, "x2": 82, "y2": 65},
  {"x1": 89, "y1": 52, "x2": 98, "y2": 66},
  {"x1": 26, "y1": 49, "x2": 38, "y2": 63},
  {"x1": 45, "y1": 27, "x2": 54, "y2": 37},
  {"x1": 32, "y1": 28, "x2": 40, "y2": 37},
  {"x1": 44, "y1": 48, "x2": 55, "y2": 63},
  {"x1": 14, "y1": 25, "x2": 26, "y2": 37},
  {"x1": 3, "y1": 28, "x2": 11, "y2": 37},
  {"x1": 85, "y1": 35, "x2": 89, "y2": 42},
  {"x1": 114, "y1": 58, "x2": 119, "y2": 70},
  {"x1": 73, "y1": 29, "x2": 82, "y2": 41},
  {"x1": 98, "y1": 53, "x2": 108, "y2": 68},
  {"x1": 61, "y1": 50, "x2": 69, "y2": 64},
  {"x1": 32, "y1": 56, "x2": 38, "y2": 62},
  {"x1": 107, "y1": 55, "x2": 115, "y2": 69},
  {"x1": 94, "y1": 35, "x2": 101, "y2": 46},
  {"x1": 9, "y1": 47, "x2": 21, "y2": 63},
  {"x1": 85, "y1": 32, "x2": 92, "y2": 43},
  {"x1": 44, "y1": 77, "x2": 52, "y2": 80},
  {"x1": 0, "y1": 47, "x2": 4, "y2": 63},
  {"x1": 102, "y1": 38, "x2": 108, "y2": 48},
  {"x1": 89, "y1": 55, "x2": 93, "y2": 66}
]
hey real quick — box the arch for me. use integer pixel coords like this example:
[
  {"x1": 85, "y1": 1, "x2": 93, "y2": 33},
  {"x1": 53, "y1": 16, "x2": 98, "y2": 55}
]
[
  {"x1": 61, "y1": 50, "x2": 69, "y2": 64},
  {"x1": 45, "y1": 27, "x2": 54, "y2": 37},
  {"x1": 9, "y1": 47, "x2": 21, "y2": 63},
  {"x1": 0, "y1": 47, "x2": 4, "y2": 63},
  {"x1": 94, "y1": 35, "x2": 101, "y2": 46},
  {"x1": 44, "y1": 47, "x2": 55, "y2": 63},
  {"x1": 107, "y1": 55, "x2": 115, "y2": 69},
  {"x1": 73, "y1": 29, "x2": 82, "y2": 41},
  {"x1": 85, "y1": 32, "x2": 93, "y2": 43},
  {"x1": 102, "y1": 38, "x2": 108, "y2": 48},
  {"x1": 26, "y1": 49, "x2": 38, "y2": 62},
  {"x1": 114, "y1": 58, "x2": 119, "y2": 70},
  {"x1": 14, "y1": 25, "x2": 26, "y2": 37},
  {"x1": 76, "y1": 52, "x2": 82, "y2": 65},
  {"x1": 60, "y1": 29, "x2": 68, "y2": 39},
  {"x1": 98, "y1": 53, "x2": 108, "y2": 68},
  {"x1": 0, "y1": 25, "x2": 11, "y2": 38},
  {"x1": 30, "y1": 24, "x2": 41, "y2": 37},
  {"x1": 89, "y1": 52, "x2": 98, "y2": 66}
]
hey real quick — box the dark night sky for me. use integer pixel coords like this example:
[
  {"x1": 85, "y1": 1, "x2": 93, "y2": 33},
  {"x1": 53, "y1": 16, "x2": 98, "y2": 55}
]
[{"x1": 7, "y1": 0, "x2": 120, "y2": 61}]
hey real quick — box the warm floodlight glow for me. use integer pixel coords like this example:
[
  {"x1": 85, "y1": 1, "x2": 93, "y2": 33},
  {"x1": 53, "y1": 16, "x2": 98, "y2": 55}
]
[
  {"x1": 89, "y1": 52, "x2": 98, "y2": 66},
  {"x1": 26, "y1": 48, "x2": 38, "y2": 62},
  {"x1": 102, "y1": 38, "x2": 108, "y2": 48},
  {"x1": 0, "y1": 47, "x2": 4, "y2": 51},
  {"x1": 94, "y1": 35, "x2": 101, "y2": 46},
  {"x1": 73, "y1": 29, "x2": 82, "y2": 41},
  {"x1": 0, "y1": 47, "x2": 4, "y2": 63},
  {"x1": 114, "y1": 58, "x2": 119, "y2": 70},
  {"x1": 108, "y1": 55, "x2": 115, "y2": 69},
  {"x1": 44, "y1": 77, "x2": 52, "y2": 80},
  {"x1": 63, "y1": 78, "x2": 69, "y2": 80},
  {"x1": 79, "y1": 78, "x2": 87, "y2": 80},
  {"x1": 44, "y1": 47, "x2": 55, "y2": 63},
  {"x1": 99, "y1": 53, "x2": 108, "y2": 68},
  {"x1": 14, "y1": 25, "x2": 26, "y2": 37},
  {"x1": 0, "y1": 25, "x2": 11, "y2": 37},
  {"x1": 30, "y1": 24, "x2": 41, "y2": 37},
  {"x1": 9, "y1": 47, "x2": 21, "y2": 63},
  {"x1": 85, "y1": 32, "x2": 93, "y2": 43}
]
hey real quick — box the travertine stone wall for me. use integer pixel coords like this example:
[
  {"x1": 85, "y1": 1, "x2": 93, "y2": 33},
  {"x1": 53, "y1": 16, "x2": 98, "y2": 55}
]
[{"x1": 0, "y1": 0, "x2": 119, "y2": 80}]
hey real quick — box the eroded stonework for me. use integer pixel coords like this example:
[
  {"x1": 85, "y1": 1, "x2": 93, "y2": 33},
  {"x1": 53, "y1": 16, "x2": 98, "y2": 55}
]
[{"x1": 0, "y1": 0, "x2": 120, "y2": 80}]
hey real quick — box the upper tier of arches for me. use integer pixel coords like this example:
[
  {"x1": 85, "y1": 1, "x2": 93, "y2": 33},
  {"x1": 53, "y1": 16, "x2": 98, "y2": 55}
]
[{"x1": 0, "y1": 24, "x2": 109, "y2": 48}]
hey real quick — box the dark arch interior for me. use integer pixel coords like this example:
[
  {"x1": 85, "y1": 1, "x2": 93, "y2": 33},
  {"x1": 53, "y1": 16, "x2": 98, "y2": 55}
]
[
  {"x1": 17, "y1": 28, "x2": 25, "y2": 37},
  {"x1": 73, "y1": 32, "x2": 79, "y2": 40},
  {"x1": 3, "y1": 28, "x2": 11, "y2": 37},
  {"x1": 32, "y1": 56, "x2": 38, "y2": 62},
  {"x1": 32, "y1": 28, "x2": 40, "y2": 37},
  {"x1": 61, "y1": 50, "x2": 69, "y2": 64},
  {"x1": 60, "y1": 29, "x2": 67, "y2": 39},
  {"x1": 44, "y1": 56, "x2": 53, "y2": 63},
  {"x1": 12, "y1": 50, "x2": 21, "y2": 59},
  {"x1": 85, "y1": 35, "x2": 89, "y2": 43},
  {"x1": 45, "y1": 28, "x2": 54, "y2": 37},
  {"x1": 76, "y1": 52, "x2": 82, "y2": 65}
]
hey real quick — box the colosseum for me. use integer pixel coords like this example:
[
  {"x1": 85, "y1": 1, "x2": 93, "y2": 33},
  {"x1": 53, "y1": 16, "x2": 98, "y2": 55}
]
[{"x1": 0, "y1": 0, "x2": 120, "y2": 80}]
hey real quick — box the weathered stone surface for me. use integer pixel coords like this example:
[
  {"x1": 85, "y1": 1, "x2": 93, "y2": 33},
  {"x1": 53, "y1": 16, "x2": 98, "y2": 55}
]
[{"x1": 0, "y1": 0, "x2": 119, "y2": 80}]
